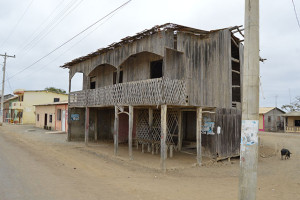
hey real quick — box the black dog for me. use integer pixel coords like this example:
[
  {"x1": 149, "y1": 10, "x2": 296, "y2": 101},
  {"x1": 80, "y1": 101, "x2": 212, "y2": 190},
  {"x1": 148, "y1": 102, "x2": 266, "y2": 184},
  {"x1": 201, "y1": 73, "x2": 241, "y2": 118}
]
[{"x1": 281, "y1": 148, "x2": 292, "y2": 160}]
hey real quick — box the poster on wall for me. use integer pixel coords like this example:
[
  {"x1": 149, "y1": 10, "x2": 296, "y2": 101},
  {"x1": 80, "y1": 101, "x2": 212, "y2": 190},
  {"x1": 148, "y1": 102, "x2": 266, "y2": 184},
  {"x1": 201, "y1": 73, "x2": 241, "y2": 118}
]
[{"x1": 71, "y1": 114, "x2": 79, "y2": 121}]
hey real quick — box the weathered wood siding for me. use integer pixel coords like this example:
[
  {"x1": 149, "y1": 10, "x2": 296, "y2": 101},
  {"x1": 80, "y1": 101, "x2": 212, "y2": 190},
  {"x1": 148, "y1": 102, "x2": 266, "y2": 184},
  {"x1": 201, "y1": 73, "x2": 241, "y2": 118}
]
[
  {"x1": 89, "y1": 64, "x2": 115, "y2": 88},
  {"x1": 122, "y1": 52, "x2": 162, "y2": 82},
  {"x1": 164, "y1": 48, "x2": 185, "y2": 80},
  {"x1": 202, "y1": 108, "x2": 241, "y2": 158},
  {"x1": 177, "y1": 30, "x2": 232, "y2": 108},
  {"x1": 69, "y1": 31, "x2": 175, "y2": 79}
]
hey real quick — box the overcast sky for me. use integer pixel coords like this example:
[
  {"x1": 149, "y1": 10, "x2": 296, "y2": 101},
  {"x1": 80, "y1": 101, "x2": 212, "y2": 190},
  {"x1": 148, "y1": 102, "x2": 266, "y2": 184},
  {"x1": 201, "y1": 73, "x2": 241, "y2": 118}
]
[{"x1": 0, "y1": 0, "x2": 299, "y2": 108}]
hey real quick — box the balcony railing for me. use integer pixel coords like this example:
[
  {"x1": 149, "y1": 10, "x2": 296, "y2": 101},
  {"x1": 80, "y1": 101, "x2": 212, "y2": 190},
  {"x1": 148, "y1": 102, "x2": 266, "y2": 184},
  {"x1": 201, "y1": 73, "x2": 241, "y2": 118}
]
[
  {"x1": 11, "y1": 102, "x2": 23, "y2": 110},
  {"x1": 285, "y1": 126, "x2": 300, "y2": 133},
  {"x1": 69, "y1": 77, "x2": 187, "y2": 107}
]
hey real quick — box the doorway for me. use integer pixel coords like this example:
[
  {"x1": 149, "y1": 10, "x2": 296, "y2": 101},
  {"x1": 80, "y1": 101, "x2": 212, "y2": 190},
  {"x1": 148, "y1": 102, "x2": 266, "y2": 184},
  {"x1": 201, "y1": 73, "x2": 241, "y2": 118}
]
[
  {"x1": 44, "y1": 114, "x2": 48, "y2": 126},
  {"x1": 61, "y1": 110, "x2": 66, "y2": 131}
]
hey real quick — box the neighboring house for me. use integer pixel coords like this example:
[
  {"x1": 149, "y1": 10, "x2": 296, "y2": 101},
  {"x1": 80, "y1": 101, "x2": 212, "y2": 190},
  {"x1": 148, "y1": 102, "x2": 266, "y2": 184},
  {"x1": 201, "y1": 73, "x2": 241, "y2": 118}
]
[
  {"x1": 3, "y1": 96, "x2": 18, "y2": 123},
  {"x1": 35, "y1": 101, "x2": 68, "y2": 132},
  {"x1": 282, "y1": 111, "x2": 300, "y2": 133},
  {"x1": 12, "y1": 89, "x2": 68, "y2": 124},
  {"x1": 259, "y1": 107, "x2": 285, "y2": 132},
  {"x1": 61, "y1": 23, "x2": 244, "y2": 162},
  {"x1": 0, "y1": 94, "x2": 14, "y2": 110}
]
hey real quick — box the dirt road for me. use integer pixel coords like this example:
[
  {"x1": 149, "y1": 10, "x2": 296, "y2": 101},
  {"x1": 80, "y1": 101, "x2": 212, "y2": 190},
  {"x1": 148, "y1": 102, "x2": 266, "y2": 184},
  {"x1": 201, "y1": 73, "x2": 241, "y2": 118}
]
[{"x1": 0, "y1": 125, "x2": 299, "y2": 200}]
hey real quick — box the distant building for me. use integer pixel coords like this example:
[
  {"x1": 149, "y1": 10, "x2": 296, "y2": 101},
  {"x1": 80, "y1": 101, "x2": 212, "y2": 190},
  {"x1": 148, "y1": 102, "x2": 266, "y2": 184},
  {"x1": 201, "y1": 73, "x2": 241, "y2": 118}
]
[
  {"x1": 3, "y1": 96, "x2": 18, "y2": 123},
  {"x1": 282, "y1": 111, "x2": 300, "y2": 133},
  {"x1": 259, "y1": 107, "x2": 285, "y2": 132},
  {"x1": 12, "y1": 89, "x2": 68, "y2": 124},
  {"x1": 34, "y1": 101, "x2": 68, "y2": 132}
]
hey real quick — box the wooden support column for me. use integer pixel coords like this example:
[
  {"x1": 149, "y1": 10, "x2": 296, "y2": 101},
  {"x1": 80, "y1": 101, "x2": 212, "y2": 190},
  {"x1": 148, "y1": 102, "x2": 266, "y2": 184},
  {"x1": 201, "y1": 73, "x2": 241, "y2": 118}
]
[
  {"x1": 94, "y1": 109, "x2": 98, "y2": 141},
  {"x1": 67, "y1": 73, "x2": 72, "y2": 141},
  {"x1": 114, "y1": 106, "x2": 119, "y2": 156},
  {"x1": 128, "y1": 105, "x2": 133, "y2": 160},
  {"x1": 283, "y1": 117, "x2": 286, "y2": 133},
  {"x1": 85, "y1": 107, "x2": 90, "y2": 146},
  {"x1": 196, "y1": 107, "x2": 202, "y2": 166},
  {"x1": 149, "y1": 108, "x2": 153, "y2": 154},
  {"x1": 160, "y1": 105, "x2": 167, "y2": 172},
  {"x1": 177, "y1": 111, "x2": 182, "y2": 151}
]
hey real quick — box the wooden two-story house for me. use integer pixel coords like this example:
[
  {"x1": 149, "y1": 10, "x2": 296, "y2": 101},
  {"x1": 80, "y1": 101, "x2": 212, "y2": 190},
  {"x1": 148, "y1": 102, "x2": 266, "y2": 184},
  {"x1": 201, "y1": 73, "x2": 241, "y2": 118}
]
[{"x1": 61, "y1": 23, "x2": 243, "y2": 168}]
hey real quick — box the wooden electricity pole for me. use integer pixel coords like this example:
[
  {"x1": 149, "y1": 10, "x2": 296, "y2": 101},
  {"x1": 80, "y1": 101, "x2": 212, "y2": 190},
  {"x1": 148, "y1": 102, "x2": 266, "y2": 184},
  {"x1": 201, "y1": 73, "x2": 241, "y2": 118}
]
[
  {"x1": 239, "y1": 0, "x2": 260, "y2": 200},
  {"x1": 0, "y1": 53, "x2": 15, "y2": 125}
]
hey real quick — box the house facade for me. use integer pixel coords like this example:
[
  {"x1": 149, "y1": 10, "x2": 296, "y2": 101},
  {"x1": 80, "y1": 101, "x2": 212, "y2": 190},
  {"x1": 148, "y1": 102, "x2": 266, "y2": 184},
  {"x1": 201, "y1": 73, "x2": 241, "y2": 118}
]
[
  {"x1": 61, "y1": 23, "x2": 244, "y2": 165},
  {"x1": 259, "y1": 107, "x2": 285, "y2": 132},
  {"x1": 35, "y1": 101, "x2": 68, "y2": 132},
  {"x1": 3, "y1": 96, "x2": 18, "y2": 123},
  {"x1": 12, "y1": 89, "x2": 68, "y2": 124},
  {"x1": 283, "y1": 111, "x2": 300, "y2": 133}
]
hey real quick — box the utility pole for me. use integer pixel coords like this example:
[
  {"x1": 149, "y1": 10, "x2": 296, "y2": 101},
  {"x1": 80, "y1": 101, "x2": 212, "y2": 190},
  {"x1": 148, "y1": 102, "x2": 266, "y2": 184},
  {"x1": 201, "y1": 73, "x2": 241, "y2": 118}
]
[
  {"x1": 239, "y1": 0, "x2": 260, "y2": 200},
  {"x1": 0, "y1": 53, "x2": 15, "y2": 125}
]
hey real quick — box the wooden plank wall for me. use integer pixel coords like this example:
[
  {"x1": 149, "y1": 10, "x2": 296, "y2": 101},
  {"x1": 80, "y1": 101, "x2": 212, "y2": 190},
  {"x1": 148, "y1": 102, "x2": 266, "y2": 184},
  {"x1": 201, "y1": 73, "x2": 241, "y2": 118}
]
[
  {"x1": 202, "y1": 108, "x2": 241, "y2": 159},
  {"x1": 177, "y1": 30, "x2": 232, "y2": 108},
  {"x1": 69, "y1": 31, "x2": 175, "y2": 78}
]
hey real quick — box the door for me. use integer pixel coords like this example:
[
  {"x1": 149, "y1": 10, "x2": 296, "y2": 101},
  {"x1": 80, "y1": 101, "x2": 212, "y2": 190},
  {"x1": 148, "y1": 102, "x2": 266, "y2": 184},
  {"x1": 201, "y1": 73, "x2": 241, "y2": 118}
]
[
  {"x1": 61, "y1": 110, "x2": 66, "y2": 131},
  {"x1": 44, "y1": 114, "x2": 48, "y2": 126}
]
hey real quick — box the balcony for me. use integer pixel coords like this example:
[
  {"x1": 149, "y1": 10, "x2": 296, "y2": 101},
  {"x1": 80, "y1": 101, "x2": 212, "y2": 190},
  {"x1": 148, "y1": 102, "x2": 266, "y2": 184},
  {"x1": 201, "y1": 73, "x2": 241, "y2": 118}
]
[
  {"x1": 11, "y1": 102, "x2": 23, "y2": 110},
  {"x1": 69, "y1": 77, "x2": 187, "y2": 107},
  {"x1": 285, "y1": 126, "x2": 300, "y2": 133}
]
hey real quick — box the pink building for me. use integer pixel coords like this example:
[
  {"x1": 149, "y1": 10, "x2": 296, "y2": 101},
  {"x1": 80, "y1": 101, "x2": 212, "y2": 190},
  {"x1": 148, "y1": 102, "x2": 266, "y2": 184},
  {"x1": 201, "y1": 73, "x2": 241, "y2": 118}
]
[{"x1": 35, "y1": 101, "x2": 68, "y2": 132}]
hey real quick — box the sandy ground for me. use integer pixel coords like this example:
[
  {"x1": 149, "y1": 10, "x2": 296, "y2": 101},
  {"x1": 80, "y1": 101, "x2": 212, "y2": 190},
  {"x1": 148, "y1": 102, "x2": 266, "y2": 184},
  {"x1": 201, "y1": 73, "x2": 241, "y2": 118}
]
[{"x1": 0, "y1": 124, "x2": 299, "y2": 200}]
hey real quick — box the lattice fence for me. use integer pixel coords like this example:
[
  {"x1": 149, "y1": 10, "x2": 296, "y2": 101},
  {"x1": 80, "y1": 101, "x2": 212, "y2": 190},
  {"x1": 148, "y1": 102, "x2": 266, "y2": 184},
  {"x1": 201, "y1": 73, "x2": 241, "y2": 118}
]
[
  {"x1": 69, "y1": 77, "x2": 187, "y2": 107},
  {"x1": 136, "y1": 109, "x2": 179, "y2": 150}
]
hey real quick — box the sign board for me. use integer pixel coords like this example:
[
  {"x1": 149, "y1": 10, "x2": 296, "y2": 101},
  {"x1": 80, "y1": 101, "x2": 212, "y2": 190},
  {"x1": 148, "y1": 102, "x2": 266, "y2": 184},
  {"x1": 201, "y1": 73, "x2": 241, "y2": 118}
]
[{"x1": 71, "y1": 114, "x2": 79, "y2": 121}]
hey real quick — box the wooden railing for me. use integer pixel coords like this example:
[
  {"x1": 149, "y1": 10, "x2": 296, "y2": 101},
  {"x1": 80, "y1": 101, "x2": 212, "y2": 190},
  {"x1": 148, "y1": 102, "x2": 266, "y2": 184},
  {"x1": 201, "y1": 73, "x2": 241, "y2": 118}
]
[
  {"x1": 69, "y1": 77, "x2": 187, "y2": 107},
  {"x1": 285, "y1": 126, "x2": 300, "y2": 133}
]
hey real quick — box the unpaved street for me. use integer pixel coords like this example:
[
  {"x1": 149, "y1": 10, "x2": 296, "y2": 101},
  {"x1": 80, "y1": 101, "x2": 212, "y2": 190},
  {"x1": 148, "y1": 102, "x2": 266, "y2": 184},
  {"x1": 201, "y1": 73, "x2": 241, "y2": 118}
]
[{"x1": 0, "y1": 125, "x2": 300, "y2": 200}]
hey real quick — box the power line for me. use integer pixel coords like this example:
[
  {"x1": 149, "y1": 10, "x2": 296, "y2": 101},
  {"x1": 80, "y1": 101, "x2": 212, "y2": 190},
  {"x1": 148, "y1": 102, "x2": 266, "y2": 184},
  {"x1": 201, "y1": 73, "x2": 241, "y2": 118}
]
[
  {"x1": 5, "y1": 0, "x2": 132, "y2": 83},
  {"x1": 0, "y1": 0, "x2": 35, "y2": 49},
  {"x1": 292, "y1": 0, "x2": 300, "y2": 28}
]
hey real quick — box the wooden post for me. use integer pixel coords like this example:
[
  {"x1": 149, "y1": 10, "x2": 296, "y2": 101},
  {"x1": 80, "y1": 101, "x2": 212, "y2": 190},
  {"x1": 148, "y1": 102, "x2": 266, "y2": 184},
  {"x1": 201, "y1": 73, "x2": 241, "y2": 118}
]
[
  {"x1": 129, "y1": 105, "x2": 133, "y2": 160},
  {"x1": 177, "y1": 111, "x2": 182, "y2": 151},
  {"x1": 161, "y1": 105, "x2": 167, "y2": 172},
  {"x1": 114, "y1": 106, "x2": 119, "y2": 156},
  {"x1": 283, "y1": 116, "x2": 286, "y2": 133},
  {"x1": 94, "y1": 109, "x2": 98, "y2": 141},
  {"x1": 196, "y1": 107, "x2": 202, "y2": 166},
  {"x1": 85, "y1": 107, "x2": 90, "y2": 146},
  {"x1": 67, "y1": 73, "x2": 72, "y2": 141},
  {"x1": 239, "y1": 0, "x2": 260, "y2": 199}
]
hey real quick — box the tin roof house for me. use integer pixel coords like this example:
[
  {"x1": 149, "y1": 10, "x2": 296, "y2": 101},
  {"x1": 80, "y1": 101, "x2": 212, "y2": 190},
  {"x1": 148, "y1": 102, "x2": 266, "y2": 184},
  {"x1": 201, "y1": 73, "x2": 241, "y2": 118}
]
[{"x1": 62, "y1": 23, "x2": 244, "y2": 167}]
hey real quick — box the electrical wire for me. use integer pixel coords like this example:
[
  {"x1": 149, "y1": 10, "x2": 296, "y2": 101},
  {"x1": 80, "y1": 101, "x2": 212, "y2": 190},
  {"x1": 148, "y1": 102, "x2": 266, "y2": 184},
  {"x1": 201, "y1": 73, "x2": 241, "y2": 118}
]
[
  {"x1": 292, "y1": 0, "x2": 300, "y2": 28},
  {"x1": 4, "y1": 0, "x2": 132, "y2": 83}
]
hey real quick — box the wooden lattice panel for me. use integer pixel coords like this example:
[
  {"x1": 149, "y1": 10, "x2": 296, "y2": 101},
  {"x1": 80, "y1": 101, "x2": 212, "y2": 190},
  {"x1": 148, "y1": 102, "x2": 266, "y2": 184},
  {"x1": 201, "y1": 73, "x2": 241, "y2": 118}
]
[{"x1": 69, "y1": 77, "x2": 187, "y2": 107}]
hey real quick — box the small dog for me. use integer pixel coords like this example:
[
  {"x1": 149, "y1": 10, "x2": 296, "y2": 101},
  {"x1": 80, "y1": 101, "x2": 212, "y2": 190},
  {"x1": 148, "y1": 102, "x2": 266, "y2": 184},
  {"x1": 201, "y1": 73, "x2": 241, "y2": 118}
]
[{"x1": 281, "y1": 148, "x2": 292, "y2": 160}]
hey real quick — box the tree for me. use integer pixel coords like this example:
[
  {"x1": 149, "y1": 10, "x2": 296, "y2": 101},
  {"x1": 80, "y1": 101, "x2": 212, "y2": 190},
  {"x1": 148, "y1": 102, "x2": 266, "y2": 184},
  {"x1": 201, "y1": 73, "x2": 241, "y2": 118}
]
[
  {"x1": 45, "y1": 87, "x2": 66, "y2": 94},
  {"x1": 281, "y1": 96, "x2": 300, "y2": 112}
]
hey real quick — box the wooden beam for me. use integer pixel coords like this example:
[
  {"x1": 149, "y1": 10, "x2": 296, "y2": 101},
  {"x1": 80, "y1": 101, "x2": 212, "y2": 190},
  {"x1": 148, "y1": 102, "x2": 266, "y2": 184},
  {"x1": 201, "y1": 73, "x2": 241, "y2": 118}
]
[
  {"x1": 177, "y1": 111, "x2": 182, "y2": 151},
  {"x1": 85, "y1": 107, "x2": 90, "y2": 146},
  {"x1": 231, "y1": 57, "x2": 240, "y2": 63},
  {"x1": 94, "y1": 109, "x2": 98, "y2": 141},
  {"x1": 149, "y1": 108, "x2": 154, "y2": 155},
  {"x1": 196, "y1": 107, "x2": 202, "y2": 166},
  {"x1": 161, "y1": 105, "x2": 167, "y2": 172},
  {"x1": 67, "y1": 74, "x2": 72, "y2": 142},
  {"x1": 129, "y1": 105, "x2": 133, "y2": 160},
  {"x1": 114, "y1": 106, "x2": 119, "y2": 155}
]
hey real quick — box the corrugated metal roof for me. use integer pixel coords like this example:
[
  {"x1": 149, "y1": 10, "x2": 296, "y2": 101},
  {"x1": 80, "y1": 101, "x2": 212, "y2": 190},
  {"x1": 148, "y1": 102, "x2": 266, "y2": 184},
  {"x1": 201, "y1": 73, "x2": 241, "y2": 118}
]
[
  {"x1": 282, "y1": 111, "x2": 300, "y2": 117},
  {"x1": 259, "y1": 107, "x2": 275, "y2": 114},
  {"x1": 34, "y1": 101, "x2": 68, "y2": 106},
  {"x1": 60, "y1": 23, "x2": 243, "y2": 68},
  {"x1": 259, "y1": 107, "x2": 285, "y2": 114}
]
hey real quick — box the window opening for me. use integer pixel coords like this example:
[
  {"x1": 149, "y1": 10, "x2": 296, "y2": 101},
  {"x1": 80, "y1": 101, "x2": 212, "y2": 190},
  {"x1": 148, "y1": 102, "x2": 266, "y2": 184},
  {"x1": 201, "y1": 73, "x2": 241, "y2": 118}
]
[
  {"x1": 90, "y1": 76, "x2": 96, "y2": 89},
  {"x1": 150, "y1": 60, "x2": 163, "y2": 79},
  {"x1": 113, "y1": 70, "x2": 123, "y2": 84},
  {"x1": 57, "y1": 109, "x2": 62, "y2": 121}
]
